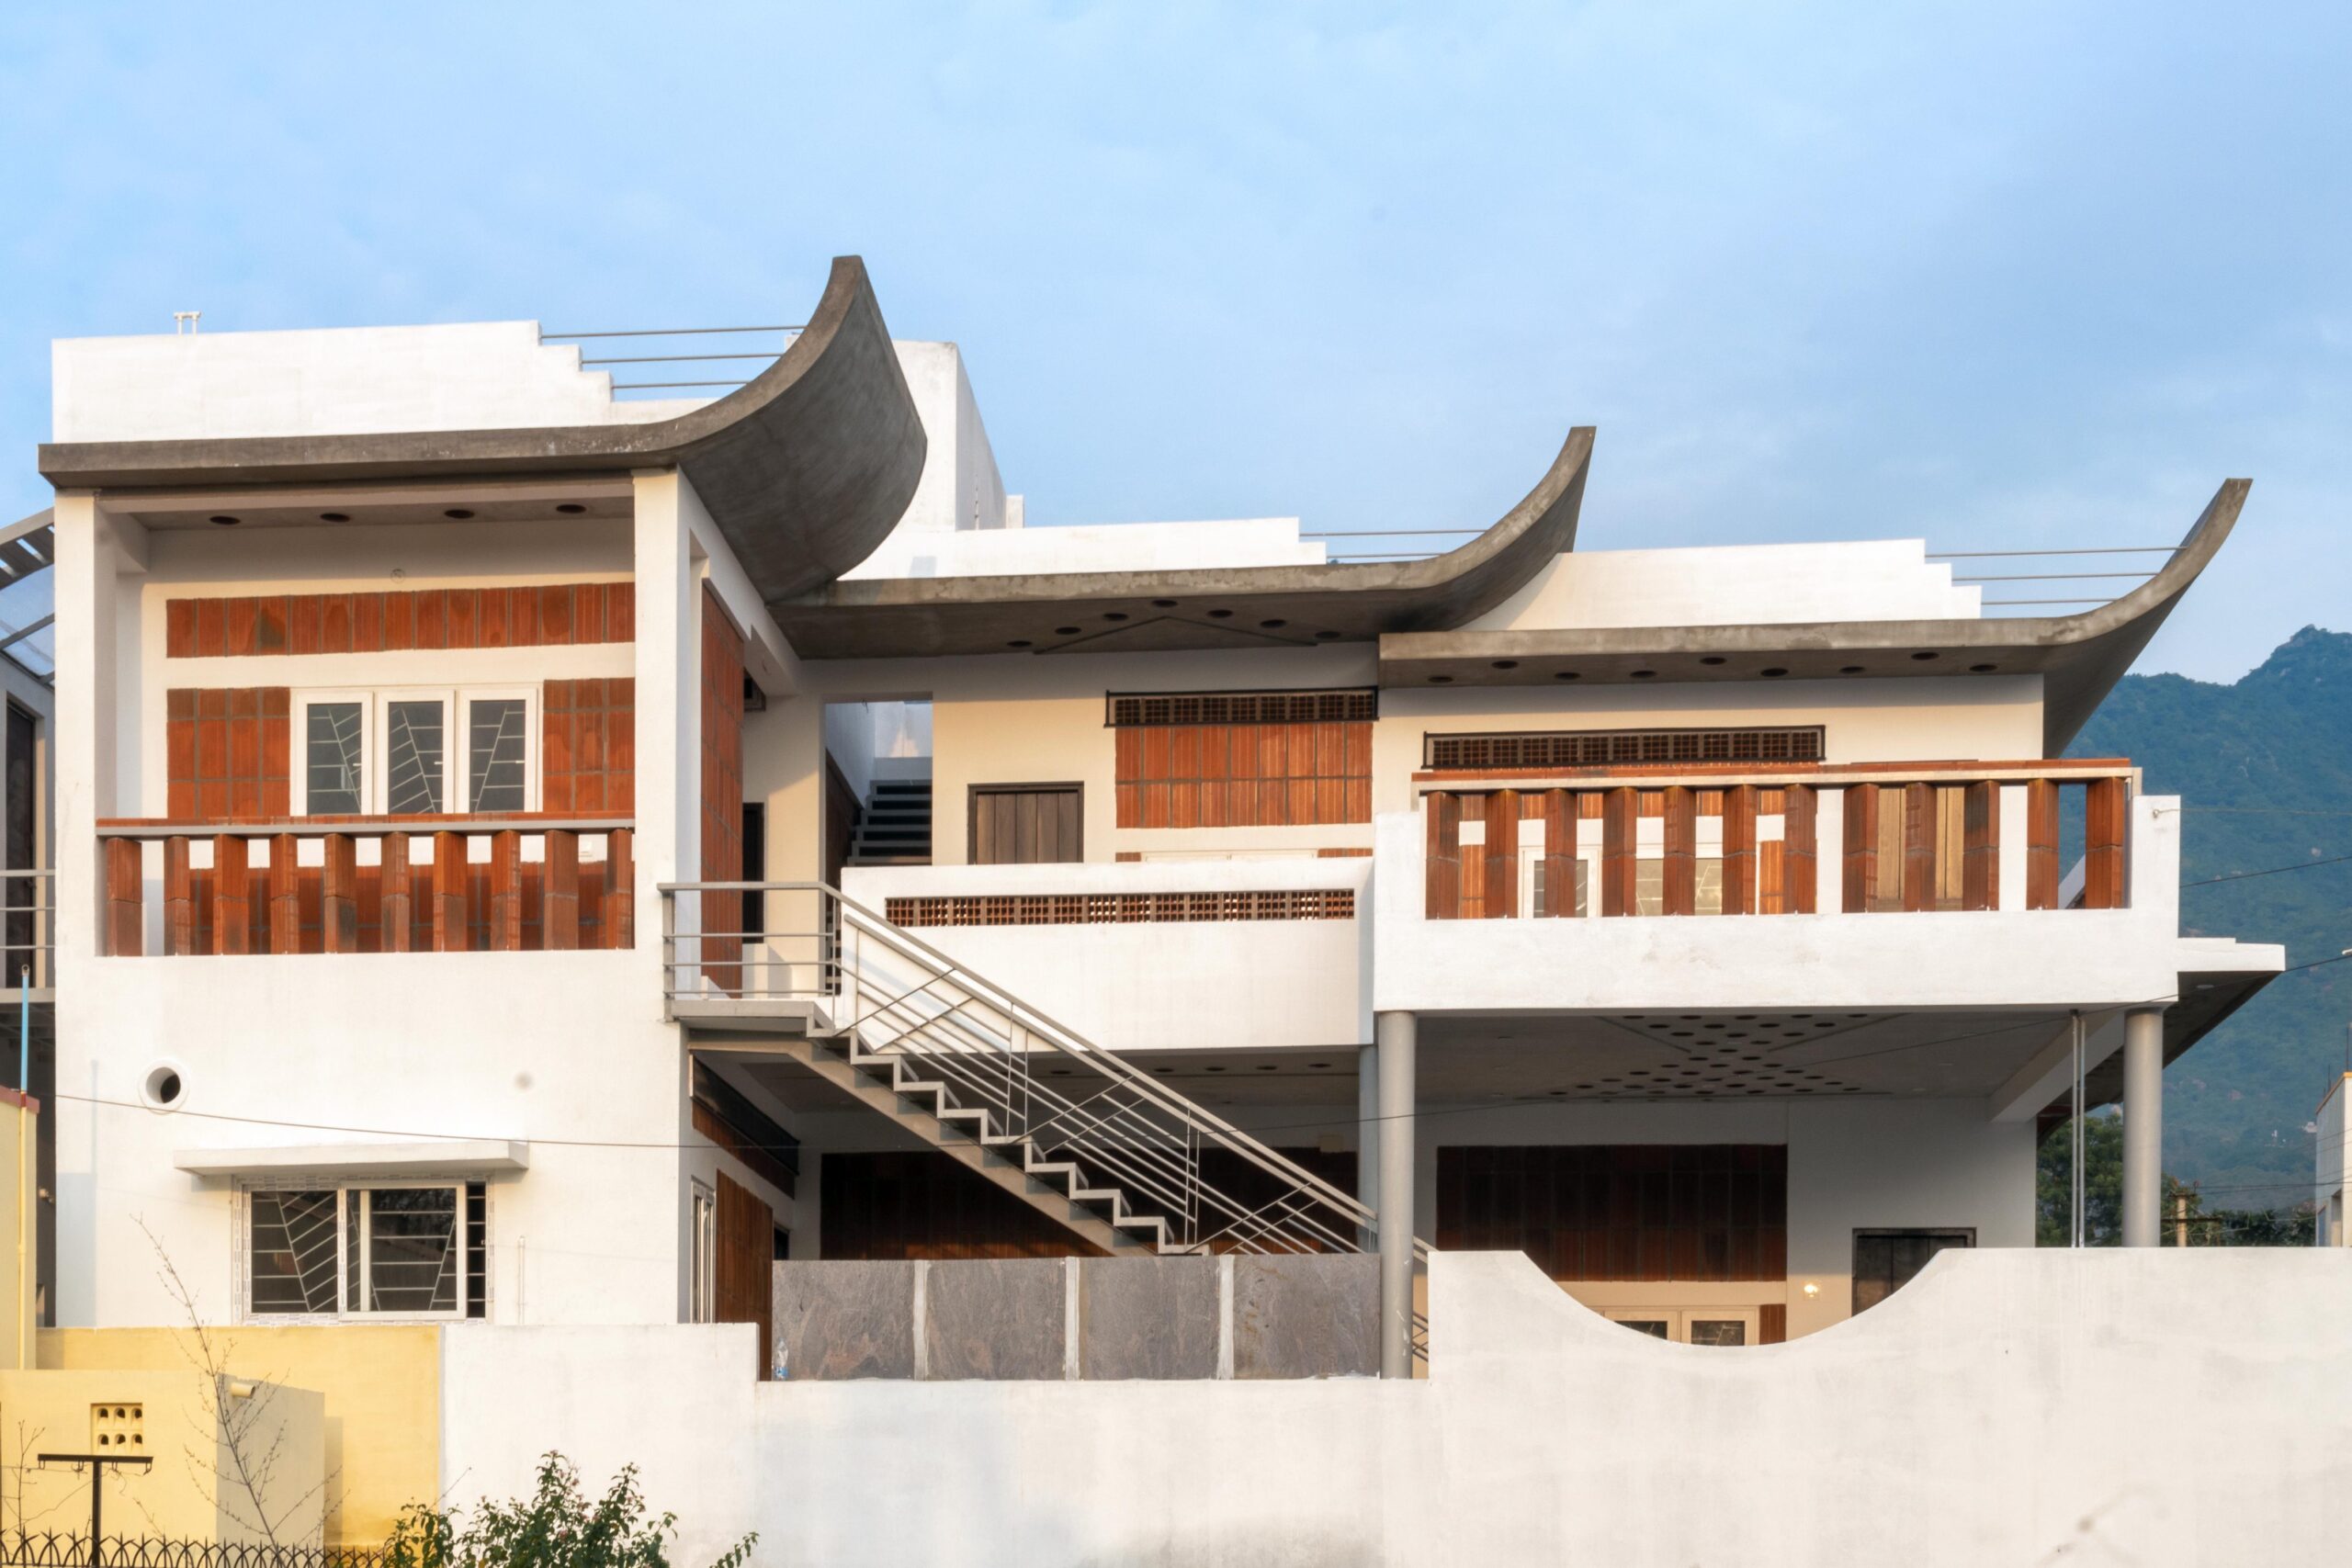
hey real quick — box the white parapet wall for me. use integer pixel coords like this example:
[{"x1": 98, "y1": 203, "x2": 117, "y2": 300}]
[
  {"x1": 842, "y1": 857, "x2": 1373, "y2": 1051},
  {"x1": 436, "y1": 1249, "x2": 2352, "y2": 1567}
]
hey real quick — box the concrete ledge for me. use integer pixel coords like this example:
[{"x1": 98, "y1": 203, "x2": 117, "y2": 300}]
[{"x1": 172, "y1": 1139, "x2": 528, "y2": 1177}]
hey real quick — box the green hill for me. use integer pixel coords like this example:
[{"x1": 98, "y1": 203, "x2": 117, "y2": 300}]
[{"x1": 2069, "y1": 625, "x2": 2352, "y2": 1210}]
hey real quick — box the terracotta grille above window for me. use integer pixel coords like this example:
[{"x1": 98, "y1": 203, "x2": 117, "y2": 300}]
[
  {"x1": 1106, "y1": 689, "x2": 1376, "y2": 728},
  {"x1": 1424, "y1": 727, "x2": 1826, "y2": 771},
  {"x1": 888, "y1": 889, "x2": 1354, "y2": 928}
]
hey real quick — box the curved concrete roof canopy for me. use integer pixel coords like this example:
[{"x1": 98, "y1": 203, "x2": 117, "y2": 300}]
[
  {"x1": 39, "y1": 257, "x2": 927, "y2": 604},
  {"x1": 770, "y1": 426, "x2": 1597, "y2": 658},
  {"x1": 1378, "y1": 478, "x2": 2250, "y2": 755}
]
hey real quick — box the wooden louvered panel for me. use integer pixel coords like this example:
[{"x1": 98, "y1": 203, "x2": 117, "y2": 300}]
[
  {"x1": 2084, "y1": 776, "x2": 2128, "y2": 908},
  {"x1": 699, "y1": 587, "x2": 745, "y2": 993},
  {"x1": 1782, "y1": 785, "x2": 1817, "y2": 915},
  {"x1": 1601, "y1": 787, "x2": 1637, "y2": 917},
  {"x1": 1661, "y1": 786, "x2": 1695, "y2": 917},
  {"x1": 1426, "y1": 792, "x2": 1462, "y2": 919},
  {"x1": 1113, "y1": 719, "x2": 1371, "y2": 828},
  {"x1": 715, "y1": 1172, "x2": 775, "y2": 1382},
  {"x1": 2024, "y1": 779, "x2": 2062, "y2": 910},
  {"x1": 1842, "y1": 784, "x2": 1879, "y2": 914},
  {"x1": 1722, "y1": 785, "x2": 1758, "y2": 916},
  {"x1": 1483, "y1": 791, "x2": 1520, "y2": 919},
  {"x1": 1962, "y1": 781, "x2": 1999, "y2": 912}
]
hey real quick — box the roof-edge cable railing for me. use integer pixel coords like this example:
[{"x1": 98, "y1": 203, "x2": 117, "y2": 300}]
[
  {"x1": 1930, "y1": 545, "x2": 2183, "y2": 610},
  {"x1": 538, "y1": 325, "x2": 803, "y2": 393},
  {"x1": 1299, "y1": 528, "x2": 1481, "y2": 563}
]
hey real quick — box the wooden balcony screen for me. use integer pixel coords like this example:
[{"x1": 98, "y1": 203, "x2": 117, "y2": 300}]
[
  {"x1": 1424, "y1": 770, "x2": 2128, "y2": 919},
  {"x1": 98, "y1": 824, "x2": 635, "y2": 956}
]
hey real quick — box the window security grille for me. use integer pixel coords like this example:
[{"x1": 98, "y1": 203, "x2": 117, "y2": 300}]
[
  {"x1": 1423, "y1": 727, "x2": 1826, "y2": 771},
  {"x1": 1106, "y1": 689, "x2": 1377, "y2": 728},
  {"x1": 887, "y1": 889, "x2": 1355, "y2": 928}
]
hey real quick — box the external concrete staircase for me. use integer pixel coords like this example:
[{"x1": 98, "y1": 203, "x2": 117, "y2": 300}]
[
  {"x1": 844, "y1": 778, "x2": 932, "y2": 866},
  {"x1": 666, "y1": 881, "x2": 1397, "y2": 1264}
]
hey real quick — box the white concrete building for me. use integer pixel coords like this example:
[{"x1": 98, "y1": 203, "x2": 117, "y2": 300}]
[{"x1": 30, "y1": 254, "x2": 2288, "y2": 1396}]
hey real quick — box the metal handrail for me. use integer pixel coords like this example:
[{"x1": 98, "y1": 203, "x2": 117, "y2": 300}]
[
  {"x1": 540, "y1": 324, "x2": 803, "y2": 392},
  {"x1": 660, "y1": 879, "x2": 1430, "y2": 1266}
]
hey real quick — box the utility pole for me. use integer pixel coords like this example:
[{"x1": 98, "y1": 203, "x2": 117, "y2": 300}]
[
  {"x1": 37, "y1": 1452, "x2": 152, "y2": 1567},
  {"x1": 2174, "y1": 1189, "x2": 2190, "y2": 1248}
]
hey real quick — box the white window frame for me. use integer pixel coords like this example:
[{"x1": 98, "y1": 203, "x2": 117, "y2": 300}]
[
  {"x1": 690, "y1": 1179, "x2": 718, "y2": 1324},
  {"x1": 291, "y1": 690, "x2": 373, "y2": 817},
  {"x1": 241, "y1": 1179, "x2": 481, "y2": 1323},
  {"x1": 290, "y1": 685, "x2": 540, "y2": 816},
  {"x1": 378, "y1": 691, "x2": 457, "y2": 816},
  {"x1": 1604, "y1": 1307, "x2": 1761, "y2": 1346},
  {"x1": 452, "y1": 685, "x2": 540, "y2": 815}
]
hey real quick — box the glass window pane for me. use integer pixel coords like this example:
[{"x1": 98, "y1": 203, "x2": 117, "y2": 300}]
[
  {"x1": 468, "y1": 699, "x2": 529, "y2": 812},
  {"x1": 1615, "y1": 1317, "x2": 1671, "y2": 1340},
  {"x1": 305, "y1": 704, "x2": 364, "y2": 814},
  {"x1": 1695, "y1": 859, "x2": 1724, "y2": 916},
  {"x1": 250, "y1": 1190, "x2": 340, "y2": 1314},
  {"x1": 361, "y1": 1187, "x2": 459, "y2": 1314},
  {"x1": 1689, "y1": 1319, "x2": 1748, "y2": 1348},
  {"x1": 465, "y1": 1182, "x2": 488, "y2": 1321},
  {"x1": 1635, "y1": 860, "x2": 1663, "y2": 917},
  {"x1": 385, "y1": 701, "x2": 447, "y2": 815}
]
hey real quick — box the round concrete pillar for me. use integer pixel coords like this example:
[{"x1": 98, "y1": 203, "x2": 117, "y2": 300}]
[{"x1": 2121, "y1": 1006, "x2": 2167, "y2": 1247}]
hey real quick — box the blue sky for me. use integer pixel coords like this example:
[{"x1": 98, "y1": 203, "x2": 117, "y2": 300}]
[{"x1": 4, "y1": 3, "x2": 2346, "y2": 681}]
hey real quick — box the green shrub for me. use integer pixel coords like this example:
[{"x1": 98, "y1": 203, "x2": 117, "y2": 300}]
[{"x1": 382, "y1": 1453, "x2": 754, "y2": 1568}]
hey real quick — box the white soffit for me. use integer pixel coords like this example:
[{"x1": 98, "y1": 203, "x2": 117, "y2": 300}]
[{"x1": 173, "y1": 1140, "x2": 529, "y2": 1178}]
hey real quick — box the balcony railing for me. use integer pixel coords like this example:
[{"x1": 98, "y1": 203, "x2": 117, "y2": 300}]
[
  {"x1": 96, "y1": 818, "x2": 634, "y2": 955},
  {"x1": 1418, "y1": 759, "x2": 2134, "y2": 920},
  {"x1": 0, "y1": 868, "x2": 51, "y2": 992}
]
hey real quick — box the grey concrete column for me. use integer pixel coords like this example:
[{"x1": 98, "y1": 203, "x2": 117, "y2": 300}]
[
  {"x1": 1357, "y1": 1042, "x2": 1380, "y2": 1246},
  {"x1": 1375, "y1": 1010, "x2": 1417, "y2": 1378},
  {"x1": 2122, "y1": 1006, "x2": 2167, "y2": 1247}
]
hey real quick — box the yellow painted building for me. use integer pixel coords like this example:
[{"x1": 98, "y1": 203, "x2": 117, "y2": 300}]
[{"x1": 0, "y1": 1103, "x2": 439, "y2": 1548}]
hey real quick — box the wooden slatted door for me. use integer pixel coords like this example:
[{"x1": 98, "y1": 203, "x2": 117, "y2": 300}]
[
  {"x1": 700, "y1": 585, "x2": 745, "y2": 993},
  {"x1": 714, "y1": 1172, "x2": 775, "y2": 1381},
  {"x1": 970, "y1": 784, "x2": 1082, "y2": 864}
]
